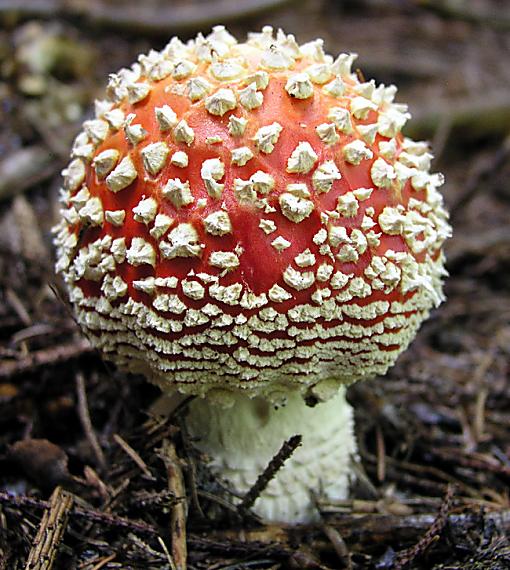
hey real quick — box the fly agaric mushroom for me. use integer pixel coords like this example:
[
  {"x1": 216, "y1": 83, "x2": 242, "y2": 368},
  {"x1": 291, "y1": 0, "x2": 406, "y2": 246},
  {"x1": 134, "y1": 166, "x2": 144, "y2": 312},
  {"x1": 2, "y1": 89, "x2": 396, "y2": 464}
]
[{"x1": 54, "y1": 26, "x2": 451, "y2": 523}]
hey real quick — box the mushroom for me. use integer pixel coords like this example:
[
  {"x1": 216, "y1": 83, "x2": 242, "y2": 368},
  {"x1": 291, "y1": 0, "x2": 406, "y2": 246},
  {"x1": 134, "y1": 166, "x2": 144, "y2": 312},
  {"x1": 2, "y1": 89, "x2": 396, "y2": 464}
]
[{"x1": 54, "y1": 26, "x2": 451, "y2": 523}]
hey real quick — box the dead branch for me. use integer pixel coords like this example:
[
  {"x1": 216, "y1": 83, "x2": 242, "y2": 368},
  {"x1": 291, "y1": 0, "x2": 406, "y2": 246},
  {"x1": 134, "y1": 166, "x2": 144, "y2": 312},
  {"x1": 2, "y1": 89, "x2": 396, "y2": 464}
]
[
  {"x1": 238, "y1": 435, "x2": 302, "y2": 514},
  {"x1": 322, "y1": 525, "x2": 352, "y2": 570},
  {"x1": 24, "y1": 486, "x2": 73, "y2": 570},
  {"x1": 206, "y1": 508, "x2": 510, "y2": 553},
  {"x1": 0, "y1": 338, "x2": 93, "y2": 379},
  {"x1": 161, "y1": 439, "x2": 187, "y2": 570},
  {"x1": 394, "y1": 485, "x2": 455, "y2": 569},
  {"x1": 75, "y1": 372, "x2": 106, "y2": 469},
  {"x1": 113, "y1": 433, "x2": 154, "y2": 480},
  {"x1": 0, "y1": 491, "x2": 158, "y2": 536}
]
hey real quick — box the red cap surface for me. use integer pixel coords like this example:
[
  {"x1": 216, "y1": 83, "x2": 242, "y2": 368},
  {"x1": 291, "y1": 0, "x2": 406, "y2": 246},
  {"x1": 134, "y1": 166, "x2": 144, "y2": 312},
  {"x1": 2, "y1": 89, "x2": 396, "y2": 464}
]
[{"x1": 54, "y1": 27, "x2": 451, "y2": 400}]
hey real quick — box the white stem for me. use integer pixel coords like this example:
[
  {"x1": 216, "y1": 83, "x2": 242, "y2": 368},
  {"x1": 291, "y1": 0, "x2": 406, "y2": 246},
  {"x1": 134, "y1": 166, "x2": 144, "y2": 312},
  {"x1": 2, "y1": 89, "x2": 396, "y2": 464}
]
[{"x1": 185, "y1": 388, "x2": 356, "y2": 523}]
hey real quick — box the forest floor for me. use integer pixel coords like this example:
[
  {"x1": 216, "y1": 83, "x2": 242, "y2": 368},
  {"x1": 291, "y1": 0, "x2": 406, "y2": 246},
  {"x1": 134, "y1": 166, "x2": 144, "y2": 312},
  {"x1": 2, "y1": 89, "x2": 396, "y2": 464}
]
[{"x1": 0, "y1": 0, "x2": 509, "y2": 568}]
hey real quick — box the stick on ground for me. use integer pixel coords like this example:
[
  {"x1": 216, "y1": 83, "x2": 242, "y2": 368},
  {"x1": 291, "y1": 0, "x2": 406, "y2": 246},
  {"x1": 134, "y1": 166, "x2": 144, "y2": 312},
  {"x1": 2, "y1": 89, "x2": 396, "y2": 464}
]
[
  {"x1": 24, "y1": 486, "x2": 74, "y2": 570},
  {"x1": 161, "y1": 439, "x2": 187, "y2": 570},
  {"x1": 238, "y1": 434, "x2": 302, "y2": 514},
  {"x1": 76, "y1": 372, "x2": 106, "y2": 469}
]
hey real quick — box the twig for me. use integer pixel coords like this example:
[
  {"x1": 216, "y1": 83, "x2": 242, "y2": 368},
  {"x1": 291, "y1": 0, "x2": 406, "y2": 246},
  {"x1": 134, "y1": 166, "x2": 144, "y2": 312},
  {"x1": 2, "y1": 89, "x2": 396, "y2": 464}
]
[
  {"x1": 322, "y1": 525, "x2": 352, "y2": 569},
  {"x1": 5, "y1": 289, "x2": 32, "y2": 327},
  {"x1": 24, "y1": 486, "x2": 74, "y2": 570},
  {"x1": 394, "y1": 485, "x2": 455, "y2": 569},
  {"x1": 375, "y1": 425, "x2": 386, "y2": 482},
  {"x1": 196, "y1": 490, "x2": 241, "y2": 515},
  {"x1": 471, "y1": 342, "x2": 498, "y2": 445},
  {"x1": 161, "y1": 439, "x2": 187, "y2": 570},
  {"x1": 206, "y1": 508, "x2": 510, "y2": 552},
  {"x1": 75, "y1": 372, "x2": 106, "y2": 469},
  {"x1": 0, "y1": 338, "x2": 93, "y2": 379},
  {"x1": 177, "y1": 418, "x2": 205, "y2": 519},
  {"x1": 88, "y1": 553, "x2": 116, "y2": 570},
  {"x1": 128, "y1": 534, "x2": 168, "y2": 562},
  {"x1": 238, "y1": 435, "x2": 302, "y2": 514},
  {"x1": 0, "y1": 491, "x2": 158, "y2": 536},
  {"x1": 113, "y1": 433, "x2": 154, "y2": 480},
  {"x1": 157, "y1": 536, "x2": 177, "y2": 570}
]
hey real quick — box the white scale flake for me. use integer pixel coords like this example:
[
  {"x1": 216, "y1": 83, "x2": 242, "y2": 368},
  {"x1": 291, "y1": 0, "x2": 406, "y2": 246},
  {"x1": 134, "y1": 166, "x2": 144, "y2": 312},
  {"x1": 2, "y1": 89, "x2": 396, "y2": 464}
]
[
  {"x1": 250, "y1": 171, "x2": 275, "y2": 194},
  {"x1": 125, "y1": 114, "x2": 147, "y2": 145},
  {"x1": 228, "y1": 116, "x2": 248, "y2": 137},
  {"x1": 306, "y1": 63, "x2": 332, "y2": 84},
  {"x1": 106, "y1": 156, "x2": 137, "y2": 192},
  {"x1": 205, "y1": 88, "x2": 237, "y2": 116},
  {"x1": 141, "y1": 142, "x2": 169, "y2": 175},
  {"x1": 350, "y1": 96, "x2": 378, "y2": 119},
  {"x1": 283, "y1": 266, "x2": 315, "y2": 291},
  {"x1": 337, "y1": 192, "x2": 359, "y2": 217},
  {"x1": 312, "y1": 161, "x2": 341, "y2": 193},
  {"x1": 286, "y1": 141, "x2": 318, "y2": 174},
  {"x1": 160, "y1": 223, "x2": 203, "y2": 259},
  {"x1": 315, "y1": 123, "x2": 339, "y2": 145},
  {"x1": 105, "y1": 209, "x2": 126, "y2": 226},
  {"x1": 371, "y1": 158, "x2": 397, "y2": 189},
  {"x1": 201, "y1": 158, "x2": 225, "y2": 199},
  {"x1": 268, "y1": 284, "x2": 292, "y2": 303},
  {"x1": 63, "y1": 159, "x2": 85, "y2": 192},
  {"x1": 133, "y1": 196, "x2": 158, "y2": 224},
  {"x1": 93, "y1": 149, "x2": 119, "y2": 179},
  {"x1": 174, "y1": 119, "x2": 195, "y2": 146},
  {"x1": 239, "y1": 83, "x2": 263, "y2": 110},
  {"x1": 126, "y1": 237, "x2": 156, "y2": 267},
  {"x1": 323, "y1": 76, "x2": 345, "y2": 97},
  {"x1": 327, "y1": 107, "x2": 353, "y2": 134},
  {"x1": 187, "y1": 77, "x2": 212, "y2": 101},
  {"x1": 103, "y1": 108, "x2": 125, "y2": 130},
  {"x1": 203, "y1": 211, "x2": 232, "y2": 236},
  {"x1": 343, "y1": 139, "x2": 373, "y2": 165},
  {"x1": 231, "y1": 147, "x2": 254, "y2": 166},
  {"x1": 150, "y1": 213, "x2": 173, "y2": 240},
  {"x1": 127, "y1": 82, "x2": 151, "y2": 104},
  {"x1": 78, "y1": 197, "x2": 104, "y2": 226},
  {"x1": 285, "y1": 73, "x2": 313, "y2": 99},
  {"x1": 170, "y1": 150, "x2": 188, "y2": 168},
  {"x1": 209, "y1": 251, "x2": 240, "y2": 271},
  {"x1": 259, "y1": 219, "x2": 276, "y2": 234},
  {"x1": 155, "y1": 105, "x2": 178, "y2": 131},
  {"x1": 295, "y1": 250, "x2": 316, "y2": 267},
  {"x1": 279, "y1": 193, "x2": 314, "y2": 223},
  {"x1": 182, "y1": 280, "x2": 205, "y2": 300},
  {"x1": 83, "y1": 119, "x2": 109, "y2": 145},
  {"x1": 271, "y1": 236, "x2": 291, "y2": 251},
  {"x1": 253, "y1": 122, "x2": 282, "y2": 154},
  {"x1": 162, "y1": 178, "x2": 194, "y2": 208}
]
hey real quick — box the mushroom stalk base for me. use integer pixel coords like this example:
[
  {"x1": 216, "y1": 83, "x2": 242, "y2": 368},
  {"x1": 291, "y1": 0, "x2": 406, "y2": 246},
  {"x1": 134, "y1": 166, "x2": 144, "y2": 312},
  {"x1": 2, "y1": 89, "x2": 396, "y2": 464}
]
[{"x1": 185, "y1": 388, "x2": 356, "y2": 524}]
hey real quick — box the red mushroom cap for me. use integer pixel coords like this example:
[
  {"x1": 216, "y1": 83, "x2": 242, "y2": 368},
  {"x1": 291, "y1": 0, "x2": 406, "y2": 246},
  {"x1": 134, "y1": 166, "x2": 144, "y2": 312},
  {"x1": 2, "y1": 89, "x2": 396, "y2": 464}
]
[{"x1": 54, "y1": 26, "x2": 451, "y2": 400}]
